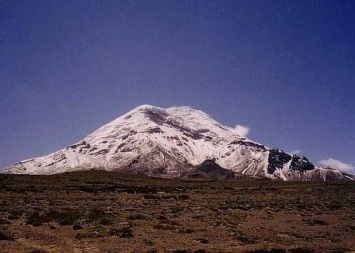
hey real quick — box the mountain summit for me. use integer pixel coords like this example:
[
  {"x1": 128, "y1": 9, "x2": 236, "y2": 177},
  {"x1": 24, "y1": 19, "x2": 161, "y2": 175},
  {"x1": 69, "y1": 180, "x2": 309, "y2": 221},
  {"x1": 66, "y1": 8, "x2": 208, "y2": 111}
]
[{"x1": 3, "y1": 105, "x2": 353, "y2": 181}]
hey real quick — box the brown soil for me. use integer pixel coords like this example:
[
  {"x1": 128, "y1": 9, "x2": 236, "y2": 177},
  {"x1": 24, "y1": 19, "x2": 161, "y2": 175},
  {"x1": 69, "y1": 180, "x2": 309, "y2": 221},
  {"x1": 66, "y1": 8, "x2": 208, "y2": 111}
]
[{"x1": 0, "y1": 170, "x2": 354, "y2": 253}]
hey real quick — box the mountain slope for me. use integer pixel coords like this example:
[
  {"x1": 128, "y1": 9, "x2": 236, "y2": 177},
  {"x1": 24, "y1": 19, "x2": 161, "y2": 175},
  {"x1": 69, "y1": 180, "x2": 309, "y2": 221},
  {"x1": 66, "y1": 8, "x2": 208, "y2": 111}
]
[{"x1": 3, "y1": 105, "x2": 354, "y2": 181}]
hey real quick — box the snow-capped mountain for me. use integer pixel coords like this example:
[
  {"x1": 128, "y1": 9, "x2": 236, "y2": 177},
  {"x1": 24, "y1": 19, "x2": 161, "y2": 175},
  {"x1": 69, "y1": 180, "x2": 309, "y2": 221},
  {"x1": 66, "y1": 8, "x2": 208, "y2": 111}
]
[{"x1": 3, "y1": 105, "x2": 354, "y2": 181}]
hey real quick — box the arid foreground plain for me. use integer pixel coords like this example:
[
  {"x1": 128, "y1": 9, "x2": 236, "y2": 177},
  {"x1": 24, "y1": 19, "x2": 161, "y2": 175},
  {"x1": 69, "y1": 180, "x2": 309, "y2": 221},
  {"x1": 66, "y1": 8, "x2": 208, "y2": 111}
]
[{"x1": 0, "y1": 171, "x2": 354, "y2": 253}]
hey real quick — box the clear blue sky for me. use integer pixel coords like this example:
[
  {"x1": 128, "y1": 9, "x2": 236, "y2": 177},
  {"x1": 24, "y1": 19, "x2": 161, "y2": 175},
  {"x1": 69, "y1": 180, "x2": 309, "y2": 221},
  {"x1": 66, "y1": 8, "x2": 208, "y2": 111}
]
[{"x1": 1, "y1": 0, "x2": 354, "y2": 172}]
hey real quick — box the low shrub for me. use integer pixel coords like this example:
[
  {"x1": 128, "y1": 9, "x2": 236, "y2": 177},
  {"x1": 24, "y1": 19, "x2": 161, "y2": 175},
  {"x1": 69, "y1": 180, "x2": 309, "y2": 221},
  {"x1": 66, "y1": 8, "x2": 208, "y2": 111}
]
[
  {"x1": 0, "y1": 228, "x2": 14, "y2": 241},
  {"x1": 109, "y1": 227, "x2": 133, "y2": 238},
  {"x1": 26, "y1": 210, "x2": 81, "y2": 226},
  {"x1": 88, "y1": 208, "x2": 113, "y2": 225}
]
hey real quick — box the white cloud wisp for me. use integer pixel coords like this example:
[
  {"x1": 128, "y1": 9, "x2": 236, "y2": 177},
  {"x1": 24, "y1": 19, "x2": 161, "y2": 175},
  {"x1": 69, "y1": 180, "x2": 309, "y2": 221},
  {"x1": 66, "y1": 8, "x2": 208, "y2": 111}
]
[
  {"x1": 289, "y1": 149, "x2": 301, "y2": 155},
  {"x1": 319, "y1": 158, "x2": 355, "y2": 174},
  {"x1": 232, "y1": 125, "x2": 250, "y2": 138}
]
